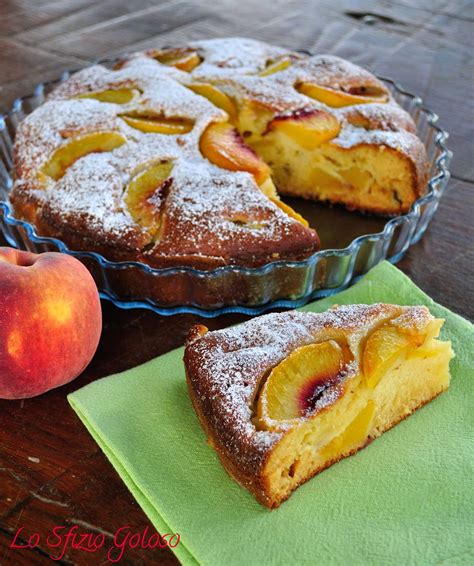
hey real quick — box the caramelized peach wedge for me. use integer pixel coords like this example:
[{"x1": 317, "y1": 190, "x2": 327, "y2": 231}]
[
  {"x1": 199, "y1": 121, "x2": 271, "y2": 185},
  {"x1": 362, "y1": 317, "x2": 443, "y2": 389},
  {"x1": 125, "y1": 161, "x2": 173, "y2": 236},
  {"x1": 258, "y1": 56, "x2": 292, "y2": 77},
  {"x1": 297, "y1": 82, "x2": 389, "y2": 107},
  {"x1": 319, "y1": 400, "x2": 375, "y2": 462},
  {"x1": 153, "y1": 48, "x2": 202, "y2": 72},
  {"x1": 363, "y1": 323, "x2": 423, "y2": 389},
  {"x1": 270, "y1": 198, "x2": 309, "y2": 227},
  {"x1": 266, "y1": 108, "x2": 340, "y2": 150},
  {"x1": 187, "y1": 83, "x2": 237, "y2": 121},
  {"x1": 121, "y1": 113, "x2": 194, "y2": 135},
  {"x1": 257, "y1": 341, "x2": 346, "y2": 427},
  {"x1": 76, "y1": 88, "x2": 140, "y2": 104},
  {"x1": 41, "y1": 132, "x2": 126, "y2": 181}
]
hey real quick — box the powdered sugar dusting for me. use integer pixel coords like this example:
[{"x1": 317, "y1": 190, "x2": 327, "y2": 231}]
[
  {"x1": 189, "y1": 37, "x2": 290, "y2": 79},
  {"x1": 334, "y1": 124, "x2": 422, "y2": 156}
]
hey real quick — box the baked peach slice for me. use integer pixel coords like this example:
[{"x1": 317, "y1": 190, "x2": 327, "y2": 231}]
[
  {"x1": 41, "y1": 132, "x2": 126, "y2": 181},
  {"x1": 76, "y1": 88, "x2": 140, "y2": 104},
  {"x1": 187, "y1": 83, "x2": 237, "y2": 121},
  {"x1": 121, "y1": 113, "x2": 194, "y2": 135},
  {"x1": 258, "y1": 177, "x2": 278, "y2": 199},
  {"x1": 266, "y1": 108, "x2": 340, "y2": 149},
  {"x1": 125, "y1": 161, "x2": 173, "y2": 234},
  {"x1": 257, "y1": 341, "x2": 345, "y2": 427},
  {"x1": 199, "y1": 122, "x2": 271, "y2": 185},
  {"x1": 362, "y1": 323, "x2": 427, "y2": 389},
  {"x1": 320, "y1": 400, "x2": 375, "y2": 461},
  {"x1": 153, "y1": 48, "x2": 202, "y2": 72},
  {"x1": 297, "y1": 82, "x2": 389, "y2": 108},
  {"x1": 258, "y1": 56, "x2": 292, "y2": 77},
  {"x1": 271, "y1": 198, "x2": 309, "y2": 227}
]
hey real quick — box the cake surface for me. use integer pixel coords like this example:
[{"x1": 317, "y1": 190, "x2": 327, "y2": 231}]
[
  {"x1": 10, "y1": 38, "x2": 427, "y2": 270},
  {"x1": 184, "y1": 304, "x2": 453, "y2": 508}
]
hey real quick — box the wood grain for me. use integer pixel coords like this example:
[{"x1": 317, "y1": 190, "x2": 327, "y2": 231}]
[{"x1": 0, "y1": 1, "x2": 473, "y2": 564}]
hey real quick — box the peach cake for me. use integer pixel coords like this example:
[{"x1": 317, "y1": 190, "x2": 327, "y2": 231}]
[
  {"x1": 185, "y1": 304, "x2": 453, "y2": 508},
  {"x1": 10, "y1": 38, "x2": 428, "y2": 270}
]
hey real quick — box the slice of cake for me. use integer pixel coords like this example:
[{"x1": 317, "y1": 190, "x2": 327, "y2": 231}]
[{"x1": 184, "y1": 304, "x2": 453, "y2": 508}]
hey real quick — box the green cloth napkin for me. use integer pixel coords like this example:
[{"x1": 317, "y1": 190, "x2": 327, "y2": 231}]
[{"x1": 68, "y1": 262, "x2": 474, "y2": 565}]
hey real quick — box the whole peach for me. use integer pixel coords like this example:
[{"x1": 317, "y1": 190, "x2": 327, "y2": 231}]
[{"x1": 0, "y1": 247, "x2": 102, "y2": 399}]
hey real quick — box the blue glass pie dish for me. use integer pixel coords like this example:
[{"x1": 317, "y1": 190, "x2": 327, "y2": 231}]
[{"x1": 0, "y1": 65, "x2": 451, "y2": 317}]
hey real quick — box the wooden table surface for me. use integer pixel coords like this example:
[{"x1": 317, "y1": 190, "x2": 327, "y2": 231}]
[{"x1": 1, "y1": 1, "x2": 473, "y2": 564}]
